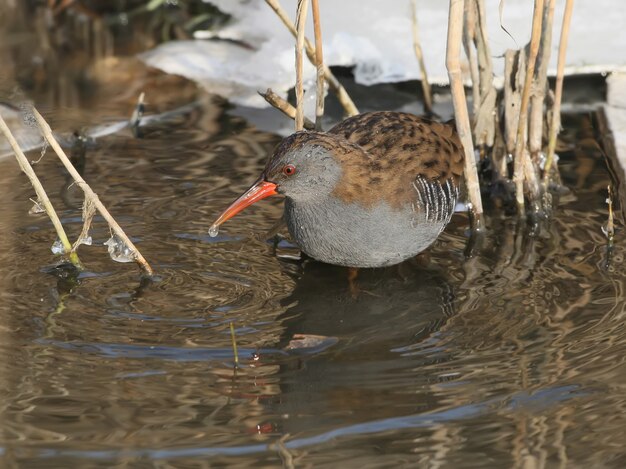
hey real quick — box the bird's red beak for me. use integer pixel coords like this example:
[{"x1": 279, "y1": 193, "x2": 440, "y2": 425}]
[{"x1": 210, "y1": 178, "x2": 278, "y2": 232}]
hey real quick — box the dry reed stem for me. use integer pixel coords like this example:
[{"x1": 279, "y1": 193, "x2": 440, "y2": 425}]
[
  {"x1": 463, "y1": 0, "x2": 480, "y2": 117},
  {"x1": 411, "y1": 0, "x2": 433, "y2": 114},
  {"x1": 513, "y1": 0, "x2": 544, "y2": 213},
  {"x1": 544, "y1": 0, "x2": 574, "y2": 183},
  {"x1": 472, "y1": 0, "x2": 497, "y2": 147},
  {"x1": 475, "y1": 0, "x2": 494, "y2": 95},
  {"x1": 265, "y1": 0, "x2": 359, "y2": 117},
  {"x1": 259, "y1": 89, "x2": 315, "y2": 129},
  {"x1": 446, "y1": 0, "x2": 484, "y2": 219},
  {"x1": 311, "y1": 0, "x2": 325, "y2": 129},
  {"x1": 504, "y1": 49, "x2": 525, "y2": 155},
  {"x1": 0, "y1": 114, "x2": 82, "y2": 268},
  {"x1": 294, "y1": 0, "x2": 309, "y2": 132},
  {"x1": 529, "y1": 0, "x2": 556, "y2": 160},
  {"x1": 32, "y1": 108, "x2": 154, "y2": 276},
  {"x1": 523, "y1": 148, "x2": 540, "y2": 205},
  {"x1": 491, "y1": 108, "x2": 508, "y2": 178}
]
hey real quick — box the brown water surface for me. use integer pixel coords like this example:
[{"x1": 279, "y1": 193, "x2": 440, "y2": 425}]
[{"x1": 0, "y1": 9, "x2": 625, "y2": 468}]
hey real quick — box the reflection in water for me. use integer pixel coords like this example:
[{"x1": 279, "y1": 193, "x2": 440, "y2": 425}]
[
  {"x1": 271, "y1": 261, "x2": 458, "y2": 433},
  {"x1": 1, "y1": 8, "x2": 626, "y2": 467}
]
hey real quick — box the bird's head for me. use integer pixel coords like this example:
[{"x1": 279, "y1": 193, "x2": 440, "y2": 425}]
[{"x1": 209, "y1": 131, "x2": 345, "y2": 234}]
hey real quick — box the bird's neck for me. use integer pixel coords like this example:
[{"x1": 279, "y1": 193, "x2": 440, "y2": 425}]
[{"x1": 284, "y1": 192, "x2": 340, "y2": 224}]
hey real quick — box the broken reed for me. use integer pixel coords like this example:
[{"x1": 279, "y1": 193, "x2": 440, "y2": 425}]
[
  {"x1": 259, "y1": 89, "x2": 315, "y2": 130},
  {"x1": 265, "y1": 0, "x2": 358, "y2": 117}
]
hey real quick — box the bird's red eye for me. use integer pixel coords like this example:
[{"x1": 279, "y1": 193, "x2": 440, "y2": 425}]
[{"x1": 283, "y1": 164, "x2": 296, "y2": 176}]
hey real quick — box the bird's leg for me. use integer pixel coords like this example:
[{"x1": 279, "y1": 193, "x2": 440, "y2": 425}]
[
  {"x1": 347, "y1": 268, "x2": 381, "y2": 298},
  {"x1": 264, "y1": 214, "x2": 287, "y2": 255},
  {"x1": 265, "y1": 213, "x2": 287, "y2": 239},
  {"x1": 413, "y1": 251, "x2": 431, "y2": 267},
  {"x1": 395, "y1": 252, "x2": 431, "y2": 283},
  {"x1": 396, "y1": 261, "x2": 411, "y2": 283},
  {"x1": 347, "y1": 267, "x2": 359, "y2": 298}
]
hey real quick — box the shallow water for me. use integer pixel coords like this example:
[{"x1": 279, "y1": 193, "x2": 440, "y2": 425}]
[{"x1": 2, "y1": 15, "x2": 626, "y2": 469}]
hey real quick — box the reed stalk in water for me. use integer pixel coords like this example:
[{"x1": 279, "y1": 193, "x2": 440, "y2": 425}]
[
  {"x1": 0, "y1": 113, "x2": 82, "y2": 268},
  {"x1": 294, "y1": 0, "x2": 309, "y2": 132},
  {"x1": 446, "y1": 0, "x2": 484, "y2": 223},
  {"x1": 513, "y1": 0, "x2": 544, "y2": 213},
  {"x1": 544, "y1": 0, "x2": 574, "y2": 184},
  {"x1": 463, "y1": 0, "x2": 480, "y2": 118},
  {"x1": 472, "y1": 0, "x2": 497, "y2": 149},
  {"x1": 230, "y1": 322, "x2": 240, "y2": 367},
  {"x1": 528, "y1": 0, "x2": 556, "y2": 161},
  {"x1": 311, "y1": 0, "x2": 325, "y2": 129},
  {"x1": 606, "y1": 185, "x2": 615, "y2": 246}
]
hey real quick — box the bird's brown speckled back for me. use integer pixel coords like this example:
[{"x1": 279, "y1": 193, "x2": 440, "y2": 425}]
[{"x1": 327, "y1": 112, "x2": 464, "y2": 209}]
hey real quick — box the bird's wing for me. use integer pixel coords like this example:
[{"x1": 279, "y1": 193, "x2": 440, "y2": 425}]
[
  {"x1": 329, "y1": 112, "x2": 463, "y2": 212},
  {"x1": 329, "y1": 111, "x2": 464, "y2": 186}
]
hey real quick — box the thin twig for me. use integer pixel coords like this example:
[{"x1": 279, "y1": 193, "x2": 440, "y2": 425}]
[
  {"x1": 411, "y1": 0, "x2": 433, "y2": 114},
  {"x1": 513, "y1": 0, "x2": 544, "y2": 213},
  {"x1": 32, "y1": 108, "x2": 154, "y2": 276},
  {"x1": 544, "y1": 0, "x2": 574, "y2": 184},
  {"x1": 265, "y1": 0, "x2": 359, "y2": 117},
  {"x1": 311, "y1": 0, "x2": 325, "y2": 130},
  {"x1": 270, "y1": 434, "x2": 295, "y2": 469},
  {"x1": 606, "y1": 185, "x2": 615, "y2": 246},
  {"x1": 0, "y1": 114, "x2": 81, "y2": 268},
  {"x1": 71, "y1": 197, "x2": 96, "y2": 251},
  {"x1": 258, "y1": 89, "x2": 315, "y2": 129},
  {"x1": 294, "y1": 0, "x2": 309, "y2": 132},
  {"x1": 446, "y1": 0, "x2": 484, "y2": 221},
  {"x1": 130, "y1": 91, "x2": 145, "y2": 130}
]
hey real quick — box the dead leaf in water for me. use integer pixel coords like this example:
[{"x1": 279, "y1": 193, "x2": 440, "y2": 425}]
[{"x1": 284, "y1": 334, "x2": 338, "y2": 354}]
